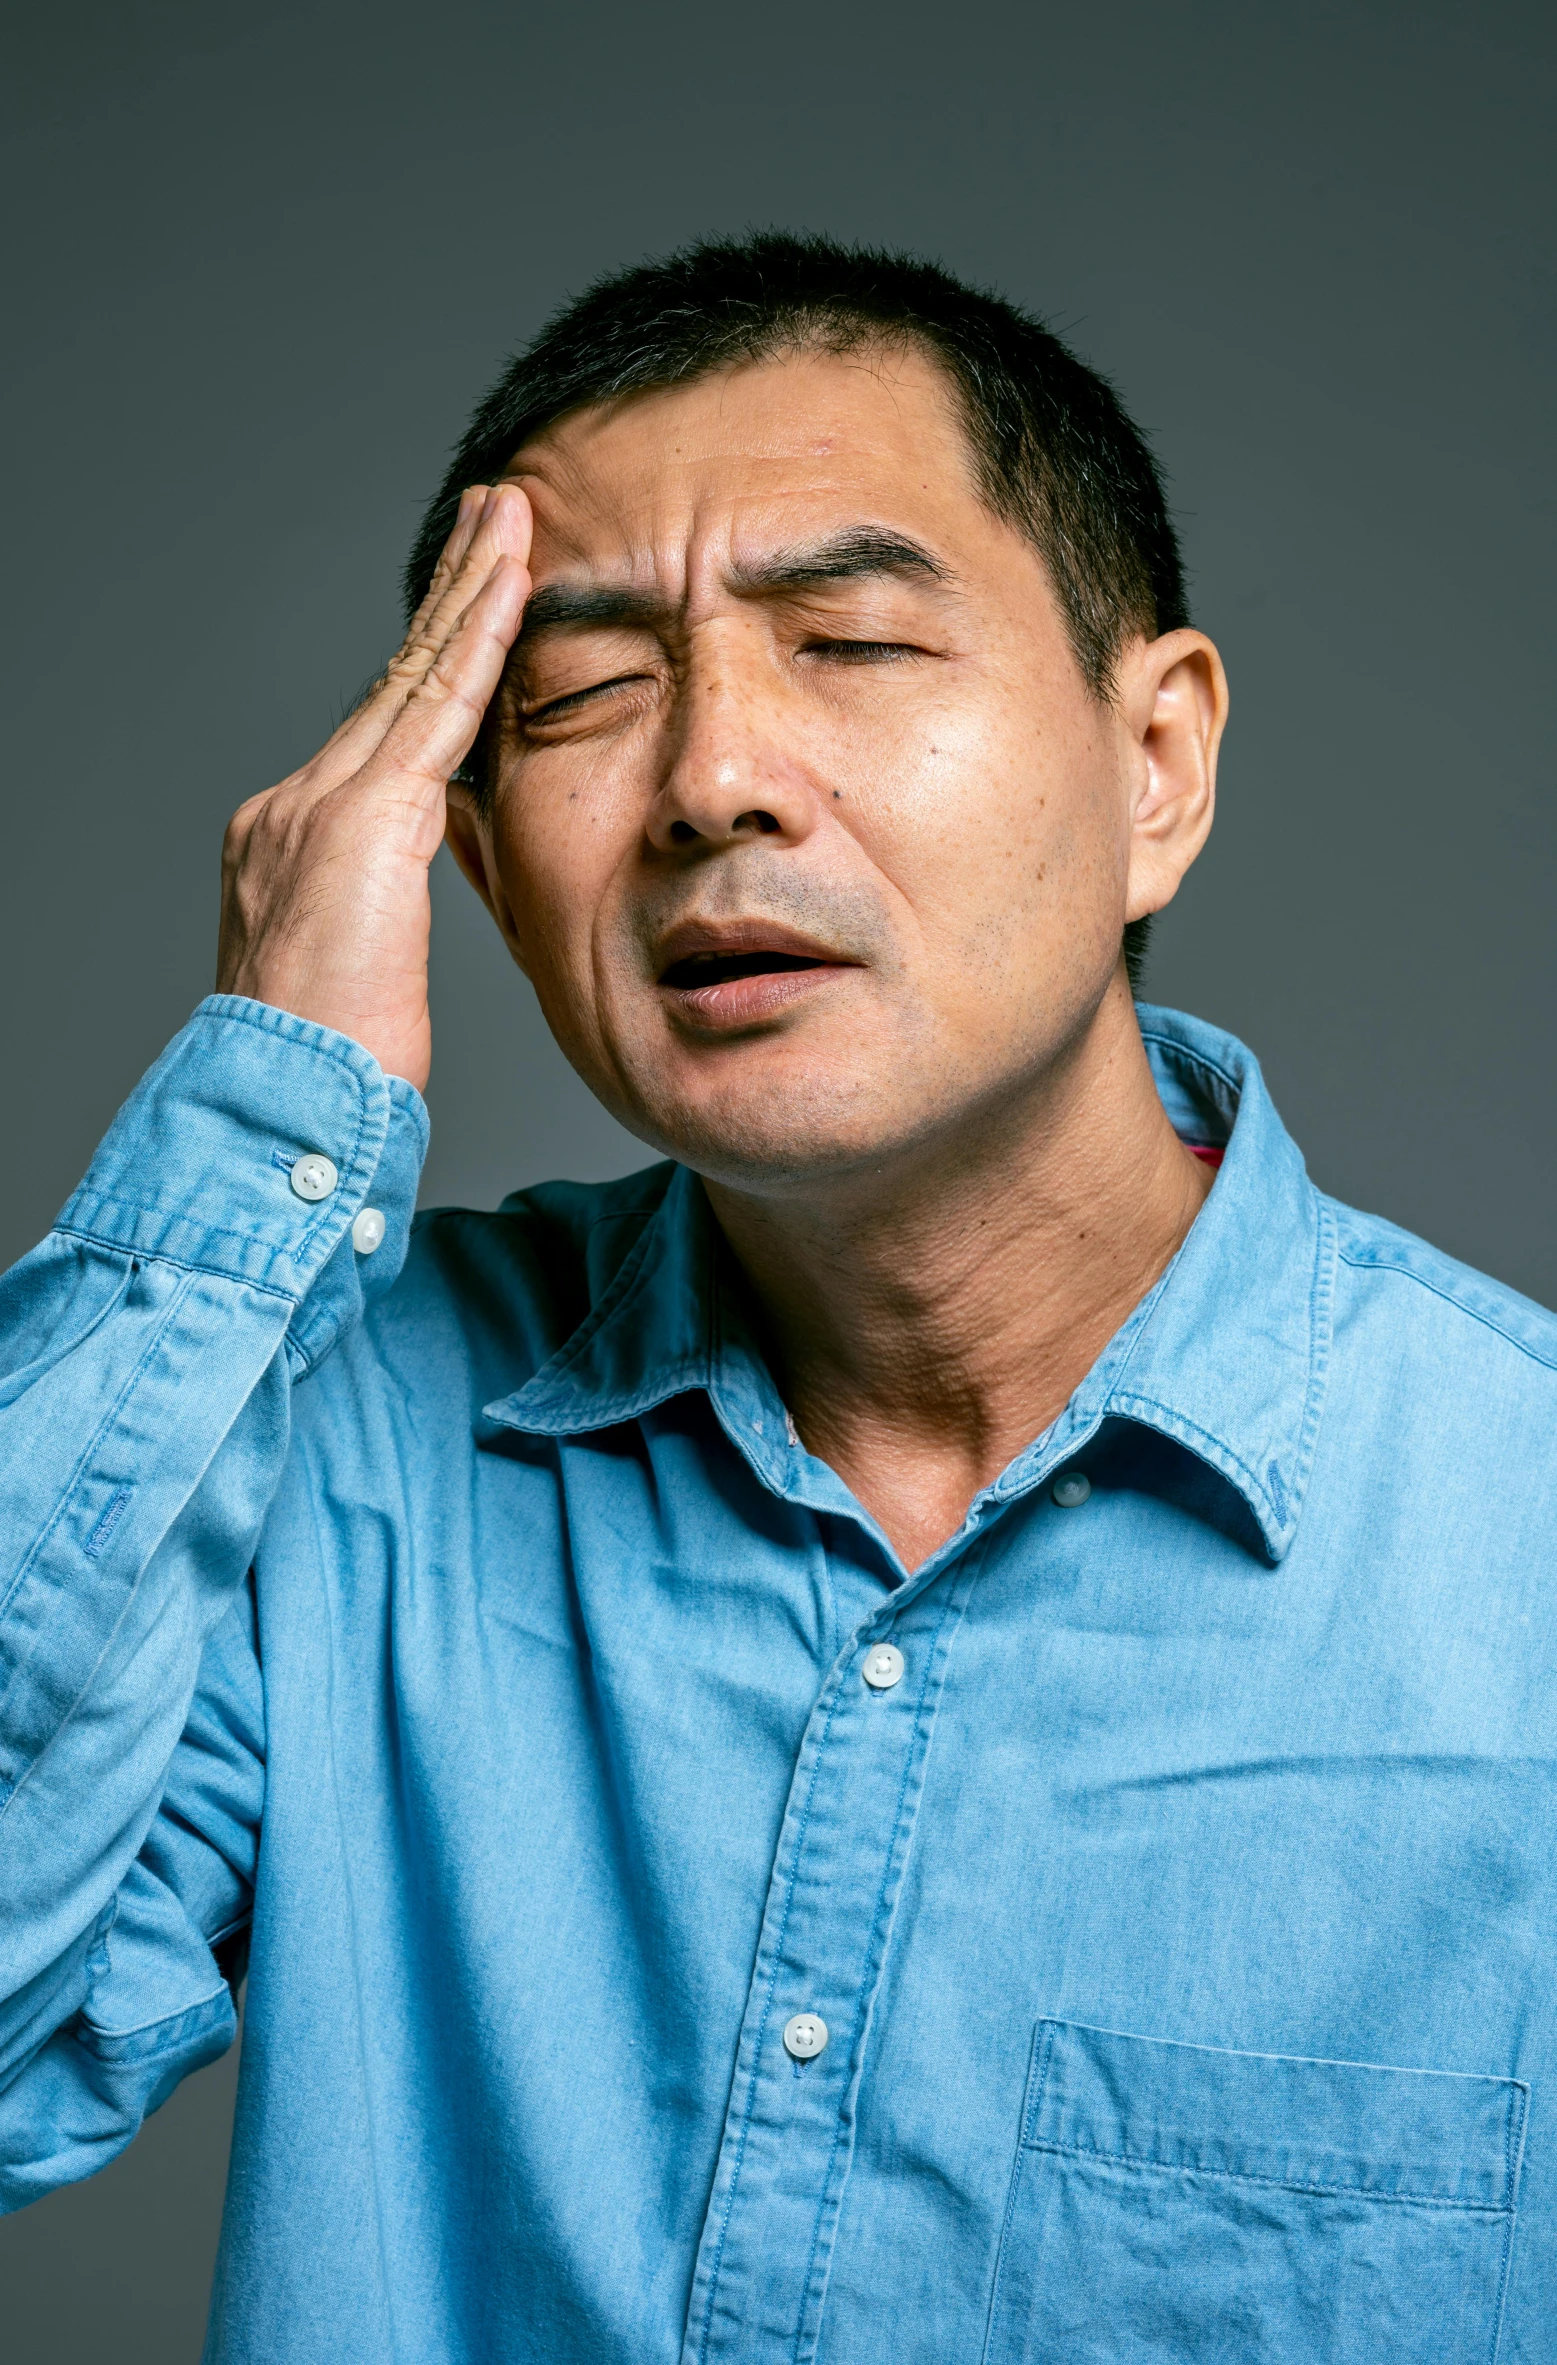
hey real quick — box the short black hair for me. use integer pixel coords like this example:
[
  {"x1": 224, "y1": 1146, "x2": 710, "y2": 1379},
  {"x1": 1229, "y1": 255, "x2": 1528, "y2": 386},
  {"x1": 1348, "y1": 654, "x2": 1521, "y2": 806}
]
[{"x1": 405, "y1": 231, "x2": 1190, "y2": 990}]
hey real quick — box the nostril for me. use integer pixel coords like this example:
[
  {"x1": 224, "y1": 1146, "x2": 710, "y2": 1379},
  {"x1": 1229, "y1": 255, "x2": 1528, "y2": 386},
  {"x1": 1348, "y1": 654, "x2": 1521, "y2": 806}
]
[
  {"x1": 669, "y1": 820, "x2": 699, "y2": 845},
  {"x1": 734, "y1": 810, "x2": 782, "y2": 835}
]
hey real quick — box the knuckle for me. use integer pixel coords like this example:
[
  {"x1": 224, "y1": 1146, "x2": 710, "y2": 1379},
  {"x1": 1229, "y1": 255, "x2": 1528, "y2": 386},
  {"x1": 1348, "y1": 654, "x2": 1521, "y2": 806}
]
[
  {"x1": 421, "y1": 652, "x2": 482, "y2": 714},
  {"x1": 391, "y1": 628, "x2": 440, "y2": 674},
  {"x1": 222, "y1": 796, "x2": 265, "y2": 859}
]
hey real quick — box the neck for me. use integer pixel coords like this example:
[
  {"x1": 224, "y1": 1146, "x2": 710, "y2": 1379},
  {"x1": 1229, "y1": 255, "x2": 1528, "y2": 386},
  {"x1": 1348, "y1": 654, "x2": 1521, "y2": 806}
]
[{"x1": 706, "y1": 975, "x2": 1212, "y2": 1572}]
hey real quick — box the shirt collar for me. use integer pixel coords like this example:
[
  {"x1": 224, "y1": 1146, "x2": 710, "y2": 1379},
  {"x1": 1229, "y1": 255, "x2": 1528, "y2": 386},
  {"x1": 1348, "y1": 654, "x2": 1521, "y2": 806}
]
[{"x1": 484, "y1": 1004, "x2": 1333, "y2": 1564}]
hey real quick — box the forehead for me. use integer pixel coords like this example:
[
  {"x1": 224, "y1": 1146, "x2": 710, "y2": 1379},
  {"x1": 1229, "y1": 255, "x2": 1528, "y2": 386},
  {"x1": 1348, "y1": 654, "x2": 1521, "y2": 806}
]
[{"x1": 501, "y1": 346, "x2": 989, "y2": 570}]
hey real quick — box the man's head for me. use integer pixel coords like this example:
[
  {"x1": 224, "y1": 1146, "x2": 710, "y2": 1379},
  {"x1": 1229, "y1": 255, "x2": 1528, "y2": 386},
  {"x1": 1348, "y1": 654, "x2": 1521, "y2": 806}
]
[{"x1": 422, "y1": 235, "x2": 1226, "y2": 1197}]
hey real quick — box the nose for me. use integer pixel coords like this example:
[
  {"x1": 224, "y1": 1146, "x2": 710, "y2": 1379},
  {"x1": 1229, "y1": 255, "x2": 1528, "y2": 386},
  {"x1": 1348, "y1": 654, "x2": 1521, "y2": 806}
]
[{"x1": 645, "y1": 623, "x2": 819, "y2": 855}]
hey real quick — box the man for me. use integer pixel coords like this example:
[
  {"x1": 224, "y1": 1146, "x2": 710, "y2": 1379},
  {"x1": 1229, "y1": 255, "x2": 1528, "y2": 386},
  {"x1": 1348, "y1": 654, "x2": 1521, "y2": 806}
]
[{"x1": 1, "y1": 233, "x2": 1552, "y2": 2363}]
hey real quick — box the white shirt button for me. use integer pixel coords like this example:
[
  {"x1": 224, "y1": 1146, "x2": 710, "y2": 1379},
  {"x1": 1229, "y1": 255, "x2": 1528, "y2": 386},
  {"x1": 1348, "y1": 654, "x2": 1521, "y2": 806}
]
[
  {"x1": 352, "y1": 1207, "x2": 386, "y2": 1255},
  {"x1": 783, "y1": 2012, "x2": 829, "y2": 2061},
  {"x1": 290, "y1": 1154, "x2": 339, "y2": 1202},
  {"x1": 1052, "y1": 1471, "x2": 1092, "y2": 1508},
  {"x1": 862, "y1": 1643, "x2": 905, "y2": 1691}
]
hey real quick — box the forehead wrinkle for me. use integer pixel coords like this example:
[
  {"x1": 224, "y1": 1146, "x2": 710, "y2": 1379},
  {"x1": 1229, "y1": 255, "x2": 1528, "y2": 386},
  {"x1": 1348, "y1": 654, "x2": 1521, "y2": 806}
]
[
  {"x1": 510, "y1": 377, "x2": 974, "y2": 654},
  {"x1": 520, "y1": 517, "x2": 958, "y2": 648}
]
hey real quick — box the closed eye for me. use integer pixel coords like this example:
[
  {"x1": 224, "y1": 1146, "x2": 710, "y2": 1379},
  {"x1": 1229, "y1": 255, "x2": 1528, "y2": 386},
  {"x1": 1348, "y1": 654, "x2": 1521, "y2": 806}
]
[
  {"x1": 799, "y1": 639, "x2": 928, "y2": 664},
  {"x1": 521, "y1": 672, "x2": 652, "y2": 726}
]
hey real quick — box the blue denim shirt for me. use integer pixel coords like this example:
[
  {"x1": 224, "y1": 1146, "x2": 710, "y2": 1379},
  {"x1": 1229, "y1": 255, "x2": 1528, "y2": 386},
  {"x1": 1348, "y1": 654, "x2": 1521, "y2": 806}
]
[{"x1": 3, "y1": 994, "x2": 1556, "y2": 2364}]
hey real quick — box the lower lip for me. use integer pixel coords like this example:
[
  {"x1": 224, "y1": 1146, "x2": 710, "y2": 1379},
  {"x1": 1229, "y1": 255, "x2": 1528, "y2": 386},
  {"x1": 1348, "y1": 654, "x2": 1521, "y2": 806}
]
[{"x1": 659, "y1": 963, "x2": 856, "y2": 1030}]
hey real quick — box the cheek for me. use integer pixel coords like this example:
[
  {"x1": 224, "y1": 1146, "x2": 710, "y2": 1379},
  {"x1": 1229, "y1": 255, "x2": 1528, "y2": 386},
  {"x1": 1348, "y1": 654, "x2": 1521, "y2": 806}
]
[
  {"x1": 490, "y1": 756, "x2": 638, "y2": 986},
  {"x1": 834, "y1": 683, "x2": 1116, "y2": 960}
]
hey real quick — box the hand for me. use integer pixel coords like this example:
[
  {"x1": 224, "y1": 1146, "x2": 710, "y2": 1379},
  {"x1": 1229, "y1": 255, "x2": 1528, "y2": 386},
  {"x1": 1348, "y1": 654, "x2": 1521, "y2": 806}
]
[{"x1": 216, "y1": 482, "x2": 532, "y2": 1088}]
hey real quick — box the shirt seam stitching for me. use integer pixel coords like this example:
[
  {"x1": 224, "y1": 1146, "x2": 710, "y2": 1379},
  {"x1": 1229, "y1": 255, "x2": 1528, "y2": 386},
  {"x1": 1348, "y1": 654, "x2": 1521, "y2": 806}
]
[
  {"x1": 79, "y1": 1983, "x2": 230, "y2": 2046},
  {"x1": 788, "y1": 1570, "x2": 976, "y2": 2360},
  {"x1": 1024, "y1": 2135, "x2": 1516, "y2": 2211},
  {"x1": 981, "y1": 2023, "x2": 1058, "y2": 2365},
  {"x1": 0, "y1": 1264, "x2": 199, "y2": 1650},
  {"x1": 61, "y1": 1003, "x2": 383, "y2": 1264},
  {"x1": 694, "y1": 1673, "x2": 847, "y2": 2365},
  {"x1": 516, "y1": 1199, "x2": 693, "y2": 1411},
  {"x1": 51, "y1": 1225, "x2": 302, "y2": 1306},
  {"x1": 1103, "y1": 1391, "x2": 1278, "y2": 1527},
  {"x1": 1336, "y1": 1244, "x2": 1557, "y2": 1372}
]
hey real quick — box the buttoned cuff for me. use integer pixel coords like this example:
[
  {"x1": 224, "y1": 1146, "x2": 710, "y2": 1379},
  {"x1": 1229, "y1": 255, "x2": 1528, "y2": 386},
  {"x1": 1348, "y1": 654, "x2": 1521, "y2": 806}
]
[{"x1": 54, "y1": 996, "x2": 429, "y2": 1340}]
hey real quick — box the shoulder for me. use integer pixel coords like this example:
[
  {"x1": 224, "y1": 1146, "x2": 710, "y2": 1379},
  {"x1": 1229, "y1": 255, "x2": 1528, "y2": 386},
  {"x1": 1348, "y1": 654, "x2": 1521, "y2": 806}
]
[{"x1": 1330, "y1": 1198, "x2": 1557, "y2": 1373}]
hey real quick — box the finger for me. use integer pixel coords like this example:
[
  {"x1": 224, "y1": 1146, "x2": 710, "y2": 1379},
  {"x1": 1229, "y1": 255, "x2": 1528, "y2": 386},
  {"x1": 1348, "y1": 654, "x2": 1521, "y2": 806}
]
[
  {"x1": 308, "y1": 485, "x2": 532, "y2": 782},
  {"x1": 219, "y1": 786, "x2": 271, "y2": 876},
  {"x1": 347, "y1": 484, "x2": 494, "y2": 730},
  {"x1": 338, "y1": 482, "x2": 501, "y2": 719},
  {"x1": 402, "y1": 483, "x2": 490, "y2": 644},
  {"x1": 370, "y1": 553, "x2": 531, "y2": 798},
  {"x1": 393, "y1": 483, "x2": 533, "y2": 687}
]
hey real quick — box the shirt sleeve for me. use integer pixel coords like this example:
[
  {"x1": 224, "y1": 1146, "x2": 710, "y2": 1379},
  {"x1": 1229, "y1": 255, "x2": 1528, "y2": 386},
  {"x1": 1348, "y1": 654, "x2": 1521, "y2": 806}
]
[{"x1": 0, "y1": 994, "x2": 427, "y2": 2204}]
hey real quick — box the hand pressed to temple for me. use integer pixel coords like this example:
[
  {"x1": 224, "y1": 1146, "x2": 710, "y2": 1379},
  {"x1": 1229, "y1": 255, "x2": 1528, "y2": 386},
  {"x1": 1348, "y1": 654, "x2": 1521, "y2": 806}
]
[{"x1": 215, "y1": 480, "x2": 533, "y2": 1087}]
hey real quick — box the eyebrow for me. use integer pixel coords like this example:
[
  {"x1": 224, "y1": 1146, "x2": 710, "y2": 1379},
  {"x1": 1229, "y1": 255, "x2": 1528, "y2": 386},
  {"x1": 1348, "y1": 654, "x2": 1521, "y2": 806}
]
[
  {"x1": 515, "y1": 526, "x2": 952, "y2": 647},
  {"x1": 515, "y1": 582, "x2": 665, "y2": 643},
  {"x1": 728, "y1": 527, "x2": 953, "y2": 595}
]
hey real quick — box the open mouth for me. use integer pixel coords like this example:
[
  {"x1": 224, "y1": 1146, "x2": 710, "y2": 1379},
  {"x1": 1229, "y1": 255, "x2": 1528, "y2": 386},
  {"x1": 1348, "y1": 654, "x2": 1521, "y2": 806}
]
[
  {"x1": 654, "y1": 934, "x2": 854, "y2": 1028},
  {"x1": 658, "y1": 948, "x2": 829, "y2": 989}
]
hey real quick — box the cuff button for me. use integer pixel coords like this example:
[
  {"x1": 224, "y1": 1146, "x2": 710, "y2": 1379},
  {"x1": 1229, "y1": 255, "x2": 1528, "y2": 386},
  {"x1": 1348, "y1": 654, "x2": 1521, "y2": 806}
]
[
  {"x1": 352, "y1": 1207, "x2": 386, "y2": 1256},
  {"x1": 290, "y1": 1154, "x2": 339, "y2": 1202}
]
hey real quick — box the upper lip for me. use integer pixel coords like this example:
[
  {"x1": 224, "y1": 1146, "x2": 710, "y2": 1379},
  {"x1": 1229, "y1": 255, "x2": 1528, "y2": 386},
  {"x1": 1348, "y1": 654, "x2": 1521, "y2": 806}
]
[{"x1": 653, "y1": 916, "x2": 858, "y2": 981}]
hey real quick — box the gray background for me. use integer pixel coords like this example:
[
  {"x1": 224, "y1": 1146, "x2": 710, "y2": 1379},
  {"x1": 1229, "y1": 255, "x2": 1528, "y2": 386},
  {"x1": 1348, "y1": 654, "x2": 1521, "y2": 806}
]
[{"x1": 2, "y1": 0, "x2": 1552, "y2": 2352}]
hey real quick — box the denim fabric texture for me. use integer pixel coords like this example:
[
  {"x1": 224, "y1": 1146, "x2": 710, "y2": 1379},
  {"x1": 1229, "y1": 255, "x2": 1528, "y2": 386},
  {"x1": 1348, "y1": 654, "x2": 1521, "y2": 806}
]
[{"x1": 1, "y1": 993, "x2": 1554, "y2": 2364}]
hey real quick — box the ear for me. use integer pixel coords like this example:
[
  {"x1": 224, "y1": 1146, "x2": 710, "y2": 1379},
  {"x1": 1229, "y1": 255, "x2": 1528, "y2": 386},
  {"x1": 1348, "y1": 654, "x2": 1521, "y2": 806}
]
[
  {"x1": 444, "y1": 781, "x2": 531, "y2": 974},
  {"x1": 1116, "y1": 629, "x2": 1228, "y2": 924}
]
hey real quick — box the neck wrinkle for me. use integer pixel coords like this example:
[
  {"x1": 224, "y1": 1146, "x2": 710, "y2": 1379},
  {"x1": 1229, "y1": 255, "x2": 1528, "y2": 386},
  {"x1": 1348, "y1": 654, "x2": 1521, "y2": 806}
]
[{"x1": 705, "y1": 982, "x2": 1214, "y2": 1561}]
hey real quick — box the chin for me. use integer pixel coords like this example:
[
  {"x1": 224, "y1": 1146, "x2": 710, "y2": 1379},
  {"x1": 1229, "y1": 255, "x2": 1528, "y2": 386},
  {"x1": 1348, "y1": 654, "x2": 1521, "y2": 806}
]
[{"x1": 617, "y1": 1058, "x2": 946, "y2": 1193}]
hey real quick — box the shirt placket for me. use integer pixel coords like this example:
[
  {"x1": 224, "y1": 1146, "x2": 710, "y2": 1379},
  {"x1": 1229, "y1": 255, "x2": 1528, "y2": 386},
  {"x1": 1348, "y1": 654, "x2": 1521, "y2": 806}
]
[{"x1": 680, "y1": 1540, "x2": 985, "y2": 2365}]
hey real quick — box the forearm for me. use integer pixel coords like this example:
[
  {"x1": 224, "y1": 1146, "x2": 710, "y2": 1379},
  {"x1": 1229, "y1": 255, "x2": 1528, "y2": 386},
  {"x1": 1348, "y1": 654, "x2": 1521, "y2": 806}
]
[{"x1": 0, "y1": 995, "x2": 425, "y2": 2070}]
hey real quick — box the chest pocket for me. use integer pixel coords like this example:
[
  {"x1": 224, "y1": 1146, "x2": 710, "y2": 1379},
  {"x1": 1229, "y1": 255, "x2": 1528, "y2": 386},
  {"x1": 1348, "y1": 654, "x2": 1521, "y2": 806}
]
[{"x1": 984, "y1": 2021, "x2": 1527, "y2": 2365}]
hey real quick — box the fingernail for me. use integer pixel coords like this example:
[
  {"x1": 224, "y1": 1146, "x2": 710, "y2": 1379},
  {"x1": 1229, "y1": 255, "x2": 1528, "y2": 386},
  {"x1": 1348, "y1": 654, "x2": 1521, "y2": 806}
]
[{"x1": 457, "y1": 485, "x2": 484, "y2": 524}]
